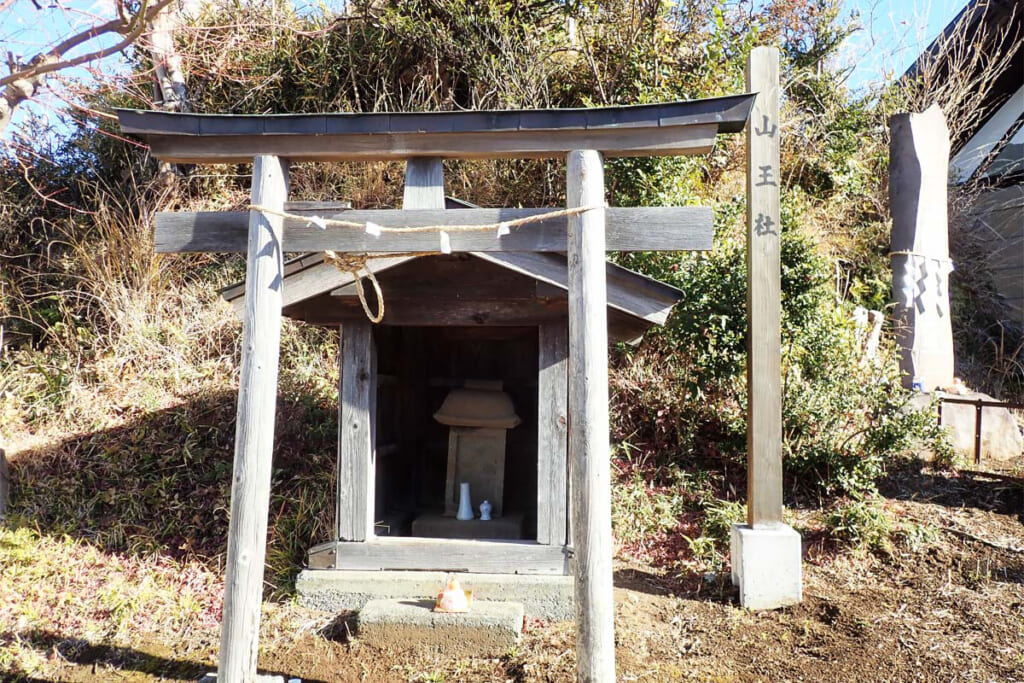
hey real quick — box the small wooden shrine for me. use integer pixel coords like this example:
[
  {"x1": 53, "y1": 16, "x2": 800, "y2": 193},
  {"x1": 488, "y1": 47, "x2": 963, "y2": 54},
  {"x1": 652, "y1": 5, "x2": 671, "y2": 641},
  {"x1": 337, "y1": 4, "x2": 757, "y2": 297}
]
[{"x1": 220, "y1": 241, "x2": 682, "y2": 569}]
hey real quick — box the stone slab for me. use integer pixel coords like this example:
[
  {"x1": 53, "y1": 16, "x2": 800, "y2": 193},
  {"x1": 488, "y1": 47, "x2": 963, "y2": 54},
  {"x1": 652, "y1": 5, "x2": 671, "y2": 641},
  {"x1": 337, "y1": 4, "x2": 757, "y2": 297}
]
[
  {"x1": 411, "y1": 512, "x2": 524, "y2": 540},
  {"x1": 730, "y1": 523, "x2": 802, "y2": 610},
  {"x1": 296, "y1": 569, "x2": 573, "y2": 620},
  {"x1": 910, "y1": 392, "x2": 1024, "y2": 462},
  {"x1": 357, "y1": 598, "x2": 523, "y2": 655}
]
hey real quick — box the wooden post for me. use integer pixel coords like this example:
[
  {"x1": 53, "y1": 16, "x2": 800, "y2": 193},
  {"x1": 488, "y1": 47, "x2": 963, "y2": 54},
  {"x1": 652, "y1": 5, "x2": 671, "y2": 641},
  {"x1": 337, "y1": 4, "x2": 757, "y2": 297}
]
[
  {"x1": 218, "y1": 154, "x2": 288, "y2": 682},
  {"x1": 537, "y1": 321, "x2": 569, "y2": 546},
  {"x1": 745, "y1": 46, "x2": 783, "y2": 527},
  {"x1": 403, "y1": 157, "x2": 445, "y2": 208},
  {"x1": 566, "y1": 149, "x2": 615, "y2": 682},
  {"x1": 337, "y1": 321, "x2": 377, "y2": 541}
]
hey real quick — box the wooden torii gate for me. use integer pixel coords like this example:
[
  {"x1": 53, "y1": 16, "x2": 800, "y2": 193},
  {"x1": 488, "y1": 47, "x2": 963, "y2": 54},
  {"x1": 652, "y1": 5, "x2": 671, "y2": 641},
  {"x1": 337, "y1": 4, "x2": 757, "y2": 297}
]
[{"x1": 119, "y1": 47, "x2": 795, "y2": 683}]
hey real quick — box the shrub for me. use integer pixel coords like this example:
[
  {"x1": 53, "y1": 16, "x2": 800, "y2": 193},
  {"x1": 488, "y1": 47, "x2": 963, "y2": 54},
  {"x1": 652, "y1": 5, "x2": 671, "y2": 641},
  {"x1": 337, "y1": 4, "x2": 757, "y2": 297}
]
[
  {"x1": 825, "y1": 494, "x2": 894, "y2": 554},
  {"x1": 613, "y1": 191, "x2": 952, "y2": 501}
]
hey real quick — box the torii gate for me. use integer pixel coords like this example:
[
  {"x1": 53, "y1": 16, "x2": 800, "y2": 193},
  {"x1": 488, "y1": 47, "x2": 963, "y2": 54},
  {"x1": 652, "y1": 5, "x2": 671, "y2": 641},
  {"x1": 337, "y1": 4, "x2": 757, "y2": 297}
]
[{"x1": 118, "y1": 46, "x2": 798, "y2": 683}]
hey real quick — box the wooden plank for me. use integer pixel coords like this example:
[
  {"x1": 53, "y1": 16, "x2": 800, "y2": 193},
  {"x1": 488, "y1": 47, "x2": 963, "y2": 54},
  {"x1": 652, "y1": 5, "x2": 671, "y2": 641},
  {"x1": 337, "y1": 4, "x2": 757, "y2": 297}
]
[
  {"x1": 476, "y1": 252, "x2": 681, "y2": 324},
  {"x1": 323, "y1": 297, "x2": 568, "y2": 326},
  {"x1": 566, "y1": 149, "x2": 616, "y2": 682},
  {"x1": 142, "y1": 124, "x2": 719, "y2": 164},
  {"x1": 310, "y1": 538, "x2": 569, "y2": 574},
  {"x1": 155, "y1": 206, "x2": 713, "y2": 254},
  {"x1": 745, "y1": 46, "x2": 783, "y2": 527},
  {"x1": 537, "y1": 321, "x2": 569, "y2": 546},
  {"x1": 330, "y1": 255, "x2": 538, "y2": 301},
  {"x1": 218, "y1": 154, "x2": 289, "y2": 683},
  {"x1": 295, "y1": 295, "x2": 651, "y2": 343},
  {"x1": 230, "y1": 256, "x2": 416, "y2": 315},
  {"x1": 337, "y1": 321, "x2": 377, "y2": 541},
  {"x1": 220, "y1": 252, "x2": 330, "y2": 302}
]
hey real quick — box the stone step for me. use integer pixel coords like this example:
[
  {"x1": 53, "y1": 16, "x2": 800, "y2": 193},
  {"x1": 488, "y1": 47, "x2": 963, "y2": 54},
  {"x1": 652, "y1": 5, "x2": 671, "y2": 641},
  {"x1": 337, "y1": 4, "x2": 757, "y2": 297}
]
[
  {"x1": 297, "y1": 569, "x2": 573, "y2": 620},
  {"x1": 356, "y1": 598, "x2": 524, "y2": 655}
]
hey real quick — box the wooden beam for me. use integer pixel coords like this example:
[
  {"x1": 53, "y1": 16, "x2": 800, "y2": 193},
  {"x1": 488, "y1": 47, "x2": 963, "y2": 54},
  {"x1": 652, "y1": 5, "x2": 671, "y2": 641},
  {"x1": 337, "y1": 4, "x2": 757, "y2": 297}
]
[
  {"x1": 476, "y1": 252, "x2": 680, "y2": 324},
  {"x1": 746, "y1": 46, "x2": 783, "y2": 527},
  {"x1": 142, "y1": 124, "x2": 719, "y2": 164},
  {"x1": 308, "y1": 538, "x2": 569, "y2": 574},
  {"x1": 566, "y1": 149, "x2": 616, "y2": 682},
  {"x1": 337, "y1": 321, "x2": 377, "y2": 541},
  {"x1": 218, "y1": 154, "x2": 289, "y2": 683},
  {"x1": 154, "y1": 206, "x2": 713, "y2": 253},
  {"x1": 537, "y1": 321, "x2": 569, "y2": 546},
  {"x1": 322, "y1": 297, "x2": 568, "y2": 326}
]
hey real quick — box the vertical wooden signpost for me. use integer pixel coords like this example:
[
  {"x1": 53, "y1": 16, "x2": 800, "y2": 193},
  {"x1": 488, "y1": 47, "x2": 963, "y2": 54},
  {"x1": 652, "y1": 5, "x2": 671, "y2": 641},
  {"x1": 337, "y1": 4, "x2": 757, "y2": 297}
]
[
  {"x1": 219, "y1": 154, "x2": 289, "y2": 682},
  {"x1": 730, "y1": 46, "x2": 802, "y2": 611},
  {"x1": 745, "y1": 46, "x2": 783, "y2": 527},
  {"x1": 566, "y1": 149, "x2": 616, "y2": 682}
]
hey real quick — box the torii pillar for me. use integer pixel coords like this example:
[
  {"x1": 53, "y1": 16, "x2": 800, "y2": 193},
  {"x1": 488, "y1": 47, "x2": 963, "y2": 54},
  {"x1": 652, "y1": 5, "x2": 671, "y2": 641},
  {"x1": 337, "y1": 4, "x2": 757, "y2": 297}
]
[{"x1": 730, "y1": 46, "x2": 803, "y2": 610}]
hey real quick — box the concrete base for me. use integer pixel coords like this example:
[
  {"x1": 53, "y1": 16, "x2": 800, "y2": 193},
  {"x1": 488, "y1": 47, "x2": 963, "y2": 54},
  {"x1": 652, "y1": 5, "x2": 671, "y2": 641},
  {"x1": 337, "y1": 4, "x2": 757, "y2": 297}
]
[
  {"x1": 200, "y1": 675, "x2": 295, "y2": 682},
  {"x1": 296, "y1": 569, "x2": 573, "y2": 620},
  {"x1": 357, "y1": 598, "x2": 523, "y2": 655},
  {"x1": 730, "y1": 523, "x2": 802, "y2": 610}
]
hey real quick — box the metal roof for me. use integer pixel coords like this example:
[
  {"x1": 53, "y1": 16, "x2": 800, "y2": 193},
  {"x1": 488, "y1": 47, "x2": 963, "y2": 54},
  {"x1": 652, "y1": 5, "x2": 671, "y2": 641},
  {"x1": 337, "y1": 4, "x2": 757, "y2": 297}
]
[
  {"x1": 116, "y1": 95, "x2": 755, "y2": 163},
  {"x1": 119, "y1": 95, "x2": 753, "y2": 137}
]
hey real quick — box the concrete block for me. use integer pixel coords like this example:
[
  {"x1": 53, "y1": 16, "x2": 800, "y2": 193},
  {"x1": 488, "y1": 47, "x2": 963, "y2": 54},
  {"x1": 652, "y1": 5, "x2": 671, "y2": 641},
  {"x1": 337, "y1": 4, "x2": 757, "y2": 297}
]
[
  {"x1": 199, "y1": 675, "x2": 295, "y2": 682},
  {"x1": 296, "y1": 569, "x2": 573, "y2": 620},
  {"x1": 730, "y1": 523, "x2": 802, "y2": 610},
  {"x1": 356, "y1": 598, "x2": 523, "y2": 655}
]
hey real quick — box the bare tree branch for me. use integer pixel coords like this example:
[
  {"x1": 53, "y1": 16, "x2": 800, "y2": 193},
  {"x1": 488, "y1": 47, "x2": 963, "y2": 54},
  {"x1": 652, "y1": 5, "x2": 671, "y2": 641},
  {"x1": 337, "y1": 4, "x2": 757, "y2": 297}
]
[{"x1": 0, "y1": 0, "x2": 176, "y2": 134}]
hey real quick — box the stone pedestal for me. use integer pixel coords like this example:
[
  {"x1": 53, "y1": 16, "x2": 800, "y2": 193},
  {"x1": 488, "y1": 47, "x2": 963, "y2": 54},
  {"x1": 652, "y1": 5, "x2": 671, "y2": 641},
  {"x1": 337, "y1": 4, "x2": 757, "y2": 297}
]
[
  {"x1": 444, "y1": 428, "x2": 507, "y2": 517},
  {"x1": 730, "y1": 523, "x2": 802, "y2": 610}
]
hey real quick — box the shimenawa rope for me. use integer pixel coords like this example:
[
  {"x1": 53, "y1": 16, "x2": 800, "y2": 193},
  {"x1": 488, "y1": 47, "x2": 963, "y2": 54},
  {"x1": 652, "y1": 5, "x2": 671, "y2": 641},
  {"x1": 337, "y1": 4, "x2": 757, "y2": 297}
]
[{"x1": 248, "y1": 202, "x2": 607, "y2": 323}]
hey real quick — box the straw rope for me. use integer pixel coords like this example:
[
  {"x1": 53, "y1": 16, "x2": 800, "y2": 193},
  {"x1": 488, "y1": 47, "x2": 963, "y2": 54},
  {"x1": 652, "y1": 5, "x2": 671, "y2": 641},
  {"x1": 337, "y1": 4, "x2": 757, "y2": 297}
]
[
  {"x1": 322, "y1": 250, "x2": 387, "y2": 323},
  {"x1": 248, "y1": 202, "x2": 605, "y2": 234},
  {"x1": 248, "y1": 202, "x2": 607, "y2": 324}
]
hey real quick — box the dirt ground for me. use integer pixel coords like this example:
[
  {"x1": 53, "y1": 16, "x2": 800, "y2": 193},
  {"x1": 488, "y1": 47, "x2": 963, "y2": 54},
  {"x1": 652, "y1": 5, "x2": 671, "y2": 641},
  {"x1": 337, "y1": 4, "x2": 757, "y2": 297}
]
[{"x1": 10, "y1": 464, "x2": 1023, "y2": 683}]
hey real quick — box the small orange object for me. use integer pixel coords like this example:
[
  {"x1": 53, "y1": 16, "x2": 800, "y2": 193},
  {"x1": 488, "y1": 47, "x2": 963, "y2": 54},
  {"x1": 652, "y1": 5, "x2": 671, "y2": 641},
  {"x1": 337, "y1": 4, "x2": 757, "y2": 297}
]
[{"x1": 434, "y1": 577, "x2": 472, "y2": 613}]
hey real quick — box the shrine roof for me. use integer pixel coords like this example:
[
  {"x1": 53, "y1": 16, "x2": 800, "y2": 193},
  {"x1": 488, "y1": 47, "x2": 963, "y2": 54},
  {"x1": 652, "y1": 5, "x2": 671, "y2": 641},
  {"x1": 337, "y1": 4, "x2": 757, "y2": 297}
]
[{"x1": 220, "y1": 250, "x2": 682, "y2": 343}]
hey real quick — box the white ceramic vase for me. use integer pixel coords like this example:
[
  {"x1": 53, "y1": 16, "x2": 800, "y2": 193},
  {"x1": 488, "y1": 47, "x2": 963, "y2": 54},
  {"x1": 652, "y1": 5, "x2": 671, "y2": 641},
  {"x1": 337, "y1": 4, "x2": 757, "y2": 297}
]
[
  {"x1": 456, "y1": 482, "x2": 474, "y2": 520},
  {"x1": 479, "y1": 500, "x2": 492, "y2": 521}
]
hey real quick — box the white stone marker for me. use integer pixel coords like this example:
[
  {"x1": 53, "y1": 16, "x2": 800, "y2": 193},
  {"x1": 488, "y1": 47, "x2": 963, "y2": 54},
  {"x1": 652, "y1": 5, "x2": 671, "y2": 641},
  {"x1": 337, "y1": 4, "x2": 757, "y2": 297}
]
[{"x1": 889, "y1": 104, "x2": 955, "y2": 391}]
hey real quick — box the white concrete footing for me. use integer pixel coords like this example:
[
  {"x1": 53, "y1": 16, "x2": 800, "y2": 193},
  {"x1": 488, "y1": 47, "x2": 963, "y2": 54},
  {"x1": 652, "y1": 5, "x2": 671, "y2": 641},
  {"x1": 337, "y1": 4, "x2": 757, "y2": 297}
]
[{"x1": 730, "y1": 523, "x2": 802, "y2": 610}]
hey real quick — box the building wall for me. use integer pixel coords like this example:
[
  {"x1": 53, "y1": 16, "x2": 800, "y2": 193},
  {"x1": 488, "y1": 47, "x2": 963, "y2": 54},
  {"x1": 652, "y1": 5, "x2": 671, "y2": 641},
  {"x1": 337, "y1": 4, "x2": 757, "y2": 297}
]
[{"x1": 962, "y1": 184, "x2": 1024, "y2": 329}]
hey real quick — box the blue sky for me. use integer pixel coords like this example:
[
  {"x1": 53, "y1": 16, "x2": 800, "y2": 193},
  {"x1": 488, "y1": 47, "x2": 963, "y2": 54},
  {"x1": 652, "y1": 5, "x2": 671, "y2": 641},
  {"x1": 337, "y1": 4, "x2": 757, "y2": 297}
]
[
  {"x1": 1, "y1": 0, "x2": 966, "y2": 135},
  {"x1": 841, "y1": 0, "x2": 966, "y2": 91}
]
